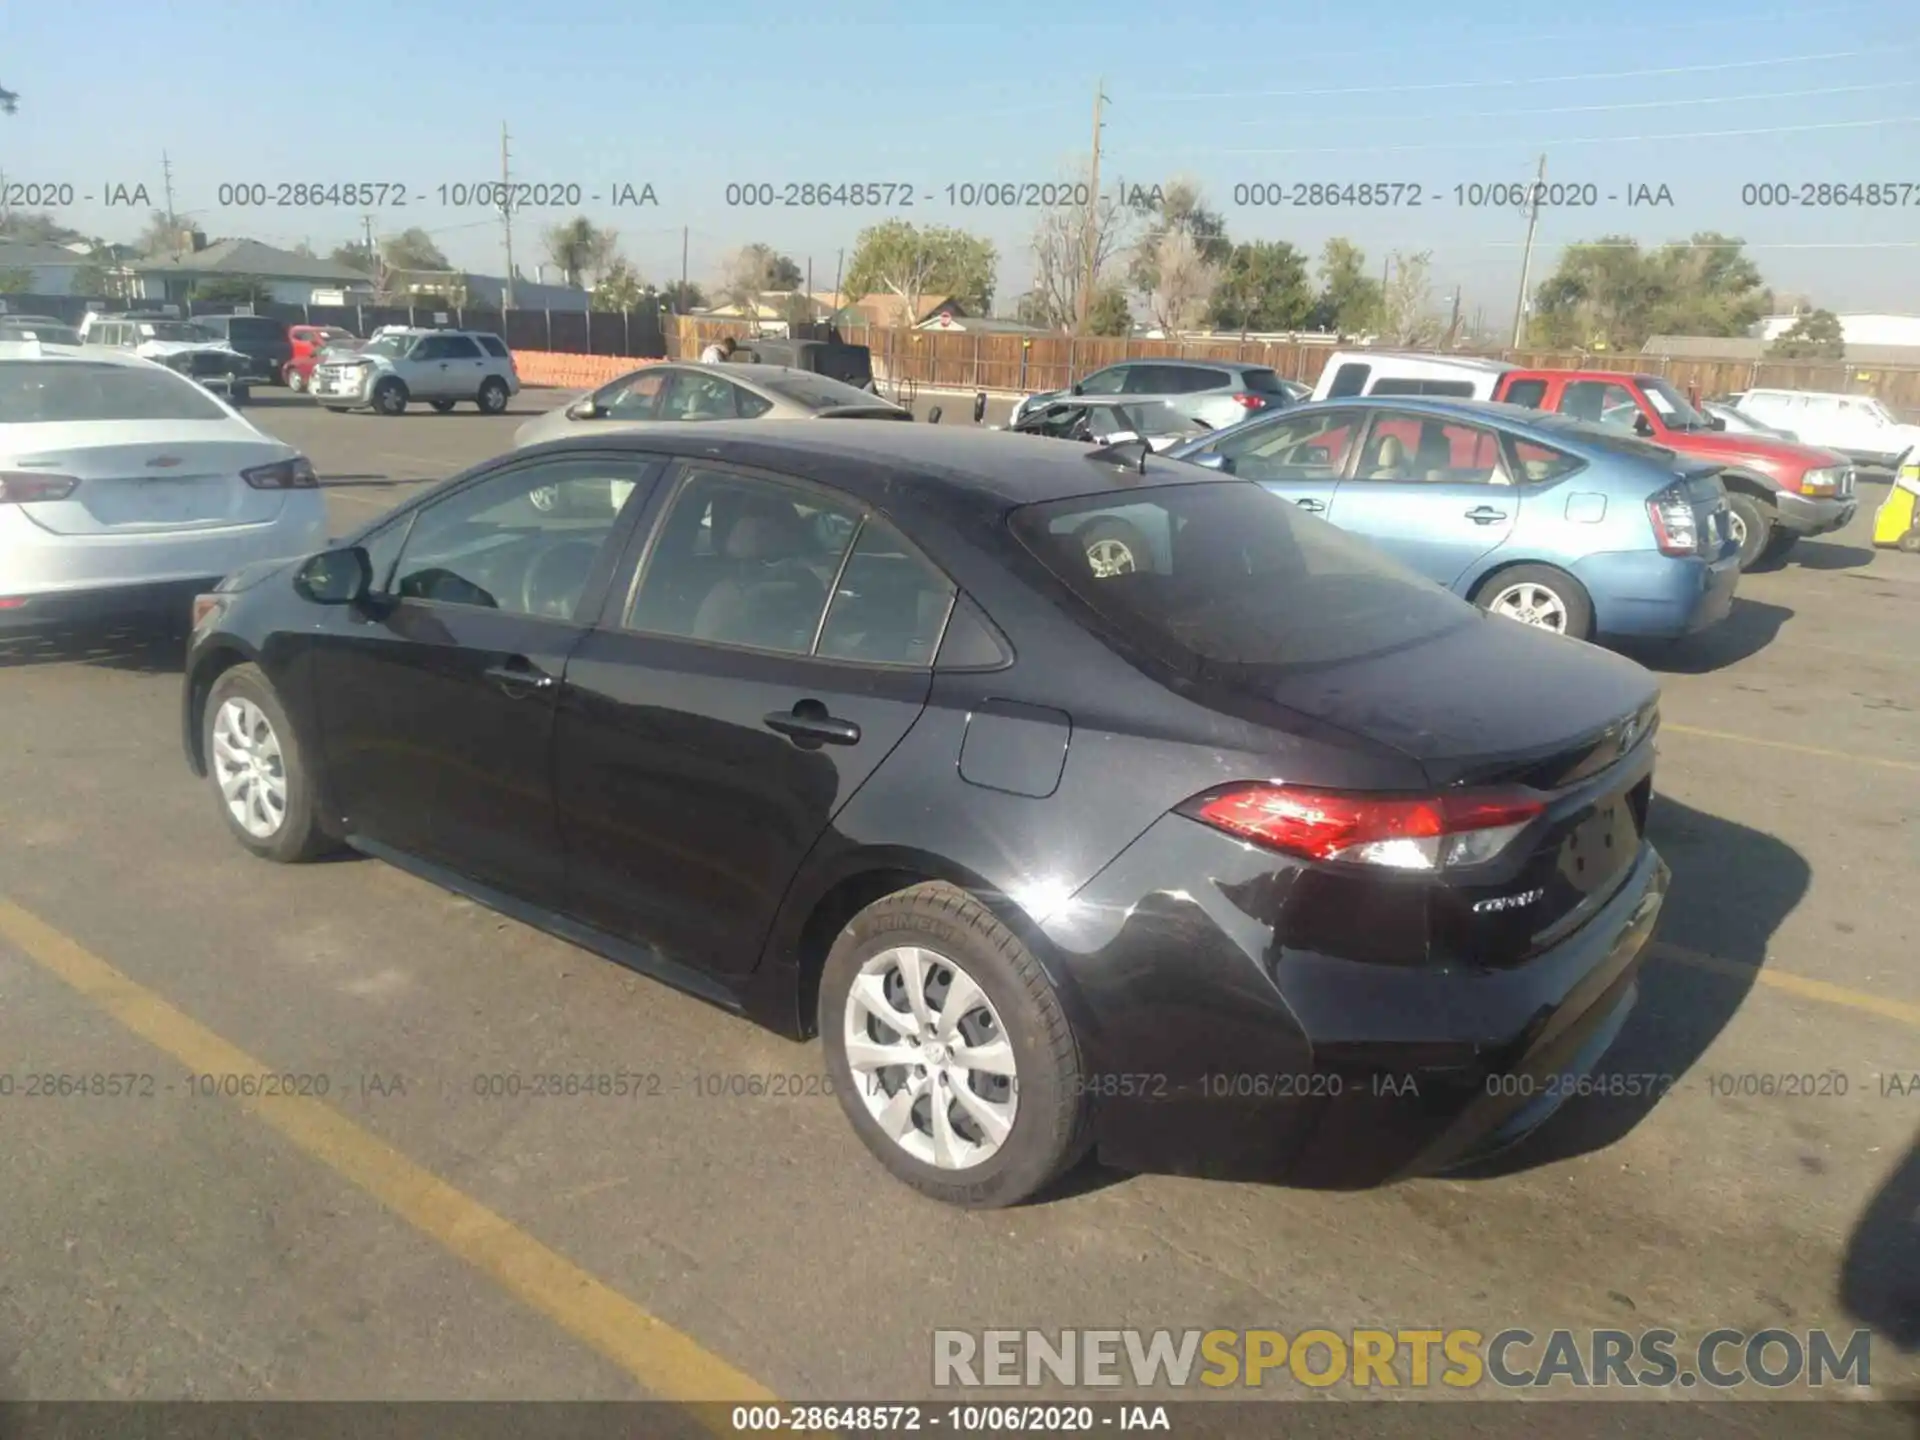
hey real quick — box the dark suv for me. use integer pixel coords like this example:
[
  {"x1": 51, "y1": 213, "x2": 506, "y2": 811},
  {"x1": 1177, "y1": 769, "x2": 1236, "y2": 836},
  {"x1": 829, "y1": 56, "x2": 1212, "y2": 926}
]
[
  {"x1": 193, "y1": 314, "x2": 294, "y2": 384},
  {"x1": 729, "y1": 337, "x2": 875, "y2": 392}
]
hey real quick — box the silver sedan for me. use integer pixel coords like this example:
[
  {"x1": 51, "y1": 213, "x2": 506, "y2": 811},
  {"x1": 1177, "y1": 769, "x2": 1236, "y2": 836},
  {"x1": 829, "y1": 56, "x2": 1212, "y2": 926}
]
[{"x1": 512, "y1": 362, "x2": 911, "y2": 449}]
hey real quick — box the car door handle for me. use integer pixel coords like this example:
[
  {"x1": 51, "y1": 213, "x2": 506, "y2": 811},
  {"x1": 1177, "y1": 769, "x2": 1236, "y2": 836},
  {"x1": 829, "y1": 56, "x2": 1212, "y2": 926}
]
[
  {"x1": 764, "y1": 702, "x2": 861, "y2": 747},
  {"x1": 1465, "y1": 506, "x2": 1508, "y2": 523},
  {"x1": 1295, "y1": 497, "x2": 1326, "y2": 512},
  {"x1": 483, "y1": 657, "x2": 556, "y2": 696}
]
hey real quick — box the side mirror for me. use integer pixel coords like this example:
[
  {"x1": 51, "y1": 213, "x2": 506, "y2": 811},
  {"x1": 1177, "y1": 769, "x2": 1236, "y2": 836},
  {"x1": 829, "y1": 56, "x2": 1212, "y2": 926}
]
[
  {"x1": 1069, "y1": 382, "x2": 1084, "y2": 396},
  {"x1": 1189, "y1": 452, "x2": 1230, "y2": 472},
  {"x1": 293, "y1": 546, "x2": 372, "y2": 606},
  {"x1": 1633, "y1": 413, "x2": 1655, "y2": 438},
  {"x1": 972, "y1": 391, "x2": 987, "y2": 423},
  {"x1": 927, "y1": 406, "x2": 943, "y2": 424},
  {"x1": 1707, "y1": 414, "x2": 1727, "y2": 431},
  {"x1": 566, "y1": 399, "x2": 602, "y2": 420}
]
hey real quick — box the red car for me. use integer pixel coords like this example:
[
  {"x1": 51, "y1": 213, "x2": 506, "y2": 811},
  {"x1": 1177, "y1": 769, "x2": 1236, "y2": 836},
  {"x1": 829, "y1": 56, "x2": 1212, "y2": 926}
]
[
  {"x1": 283, "y1": 325, "x2": 361, "y2": 392},
  {"x1": 1492, "y1": 369, "x2": 1858, "y2": 570}
]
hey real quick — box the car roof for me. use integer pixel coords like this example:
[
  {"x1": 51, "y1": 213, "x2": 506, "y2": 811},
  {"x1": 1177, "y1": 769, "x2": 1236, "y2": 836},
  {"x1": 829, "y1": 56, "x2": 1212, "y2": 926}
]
[
  {"x1": 529, "y1": 419, "x2": 1224, "y2": 510},
  {"x1": 1276, "y1": 394, "x2": 1645, "y2": 444},
  {"x1": 1107, "y1": 357, "x2": 1255, "y2": 372},
  {"x1": 1325, "y1": 351, "x2": 1515, "y2": 374}
]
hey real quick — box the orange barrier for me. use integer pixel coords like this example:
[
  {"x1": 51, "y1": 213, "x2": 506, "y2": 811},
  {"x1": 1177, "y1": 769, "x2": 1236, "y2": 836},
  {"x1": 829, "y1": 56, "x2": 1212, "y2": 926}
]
[{"x1": 512, "y1": 352, "x2": 661, "y2": 390}]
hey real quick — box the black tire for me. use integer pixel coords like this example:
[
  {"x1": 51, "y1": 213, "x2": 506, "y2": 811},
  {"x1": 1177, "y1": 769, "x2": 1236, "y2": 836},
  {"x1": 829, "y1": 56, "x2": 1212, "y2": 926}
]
[
  {"x1": 1899, "y1": 525, "x2": 1920, "y2": 555},
  {"x1": 323, "y1": 406, "x2": 352, "y2": 414},
  {"x1": 430, "y1": 399, "x2": 457, "y2": 413},
  {"x1": 201, "y1": 664, "x2": 332, "y2": 864},
  {"x1": 371, "y1": 377, "x2": 409, "y2": 416},
  {"x1": 1074, "y1": 516, "x2": 1151, "y2": 577},
  {"x1": 477, "y1": 376, "x2": 511, "y2": 414},
  {"x1": 1724, "y1": 492, "x2": 1773, "y2": 571},
  {"x1": 1472, "y1": 563, "x2": 1594, "y2": 641},
  {"x1": 819, "y1": 882, "x2": 1092, "y2": 1209},
  {"x1": 1758, "y1": 529, "x2": 1799, "y2": 566}
]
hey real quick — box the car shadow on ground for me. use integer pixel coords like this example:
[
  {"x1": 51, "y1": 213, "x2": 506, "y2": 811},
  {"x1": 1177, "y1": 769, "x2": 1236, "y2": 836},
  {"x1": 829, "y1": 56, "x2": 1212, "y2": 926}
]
[
  {"x1": 1617, "y1": 597, "x2": 1793, "y2": 675},
  {"x1": 0, "y1": 621, "x2": 188, "y2": 674},
  {"x1": 1452, "y1": 793, "x2": 1808, "y2": 1178},
  {"x1": 1763, "y1": 539, "x2": 1878, "y2": 573},
  {"x1": 1841, "y1": 1136, "x2": 1920, "y2": 1353}
]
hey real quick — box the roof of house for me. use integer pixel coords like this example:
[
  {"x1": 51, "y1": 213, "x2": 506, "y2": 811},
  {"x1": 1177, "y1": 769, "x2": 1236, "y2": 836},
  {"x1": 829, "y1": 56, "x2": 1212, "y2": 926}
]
[
  {"x1": 818, "y1": 292, "x2": 956, "y2": 327},
  {"x1": 134, "y1": 238, "x2": 370, "y2": 282},
  {"x1": 0, "y1": 238, "x2": 91, "y2": 267},
  {"x1": 913, "y1": 314, "x2": 1050, "y2": 334}
]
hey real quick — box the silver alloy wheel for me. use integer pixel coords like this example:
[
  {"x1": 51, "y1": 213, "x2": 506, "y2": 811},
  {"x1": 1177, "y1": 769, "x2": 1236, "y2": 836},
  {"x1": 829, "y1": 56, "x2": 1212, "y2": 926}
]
[
  {"x1": 1486, "y1": 581, "x2": 1570, "y2": 633},
  {"x1": 844, "y1": 945, "x2": 1018, "y2": 1170},
  {"x1": 1086, "y1": 538, "x2": 1138, "y2": 578},
  {"x1": 210, "y1": 697, "x2": 288, "y2": 839},
  {"x1": 529, "y1": 484, "x2": 559, "y2": 511},
  {"x1": 287, "y1": 370, "x2": 306, "y2": 392},
  {"x1": 1727, "y1": 508, "x2": 1748, "y2": 547}
]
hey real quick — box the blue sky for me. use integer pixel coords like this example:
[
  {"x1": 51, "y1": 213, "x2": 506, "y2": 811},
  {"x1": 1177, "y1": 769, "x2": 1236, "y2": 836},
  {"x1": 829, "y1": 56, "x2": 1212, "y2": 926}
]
[{"x1": 4, "y1": 0, "x2": 1917, "y2": 325}]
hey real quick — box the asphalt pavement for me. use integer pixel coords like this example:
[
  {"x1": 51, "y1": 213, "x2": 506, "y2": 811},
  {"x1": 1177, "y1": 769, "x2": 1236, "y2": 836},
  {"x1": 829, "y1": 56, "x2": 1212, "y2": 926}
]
[{"x1": 1, "y1": 388, "x2": 1917, "y2": 1418}]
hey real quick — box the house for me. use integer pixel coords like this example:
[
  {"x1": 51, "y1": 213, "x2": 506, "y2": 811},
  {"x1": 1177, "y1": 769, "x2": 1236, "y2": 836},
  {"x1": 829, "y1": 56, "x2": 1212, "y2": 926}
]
[
  {"x1": 810, "y1": 292, "x2": 955, "y2": 329},
  {"x1": 702, "y1": 291, "x2": 833, "y2": 324},
  {"x1": 1758, "y1": 313, "x2": 1920, "y2": 348},
  {"x1": 912, "y1": 311, "x2": 1049, "y2": 335},
  {"x1": 130, "y1": 236, "x2": 374, "y2": 305},
  {"x1": 0, "y1": 238, "x2": 93, "y2": 296},
  {"x1": 1642, "y1": 334, "x2": 1920, "y2": 367}
]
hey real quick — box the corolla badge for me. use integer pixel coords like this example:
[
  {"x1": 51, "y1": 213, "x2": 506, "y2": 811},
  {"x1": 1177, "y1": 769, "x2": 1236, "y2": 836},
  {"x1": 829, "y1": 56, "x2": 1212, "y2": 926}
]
[{"x1": 1474, "y1": 888, "x2": 1546, "y2": 914}]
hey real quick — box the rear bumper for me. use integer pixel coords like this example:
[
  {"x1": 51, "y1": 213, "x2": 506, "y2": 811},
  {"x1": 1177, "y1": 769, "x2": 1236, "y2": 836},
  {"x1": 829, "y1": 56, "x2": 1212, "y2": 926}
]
[
  {"x1": 1035, "y1": 812, "x2": 1669, "y2": 1187},
  {"x1": 1773, "y1": 489, "x2": 1857, "y2": 538},
  {"x1": 1574, "y1": 549, "x2": 1740, "y2": 639},
  {"x1": 0, "y1": 576, "x2": 220, "y2": 630}
]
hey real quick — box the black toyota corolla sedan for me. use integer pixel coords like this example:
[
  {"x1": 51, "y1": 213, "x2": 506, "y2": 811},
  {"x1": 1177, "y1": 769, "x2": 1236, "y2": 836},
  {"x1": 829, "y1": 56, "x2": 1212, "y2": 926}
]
[{"x1": 182, "y1": 422, "x2": 1669, "y2": 1208}]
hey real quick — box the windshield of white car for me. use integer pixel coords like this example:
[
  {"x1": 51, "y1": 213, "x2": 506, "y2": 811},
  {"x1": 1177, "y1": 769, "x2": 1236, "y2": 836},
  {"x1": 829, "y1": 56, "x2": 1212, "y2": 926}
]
[
  {"x1": 1641, "y1": 378, "x2": 1711, "y2": 431},
  {"x1": 0, "y1": 360, "x2": 232, "y2": 422}
]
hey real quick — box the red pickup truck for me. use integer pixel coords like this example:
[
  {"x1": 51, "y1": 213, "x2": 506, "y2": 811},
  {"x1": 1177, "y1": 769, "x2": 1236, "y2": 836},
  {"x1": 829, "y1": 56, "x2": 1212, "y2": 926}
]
[{"x1": 1490, "y1": 369, "x2": 1858, "y2": 569}]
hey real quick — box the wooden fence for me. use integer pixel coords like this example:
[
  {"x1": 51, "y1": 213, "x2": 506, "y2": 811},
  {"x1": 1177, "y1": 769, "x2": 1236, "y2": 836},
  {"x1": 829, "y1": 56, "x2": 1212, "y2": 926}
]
[{"x1": 671, "y1": 316, "x2": 1920, "y2": 411}]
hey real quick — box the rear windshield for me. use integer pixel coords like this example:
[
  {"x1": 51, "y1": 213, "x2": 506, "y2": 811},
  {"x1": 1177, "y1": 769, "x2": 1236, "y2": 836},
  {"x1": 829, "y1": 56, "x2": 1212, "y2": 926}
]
[
  {"x1": 1009, "y1": 481, "x2": 1474, "y2": 670},
  {"x1": 0, "y1": 361, "x2": 230, "y2": 422},
  {"x1": 0, "y1": 323, "x2": 83, "y2": 345},
  {"x1": 758, "y1": 370, "x2": 894, "y2": 410},
  {"x1": 812, "y1": 347, "x2": 873, "y2": 386},
  {"x1": 1239, "y1": 368, "x2": 1294, "y2": 395}
]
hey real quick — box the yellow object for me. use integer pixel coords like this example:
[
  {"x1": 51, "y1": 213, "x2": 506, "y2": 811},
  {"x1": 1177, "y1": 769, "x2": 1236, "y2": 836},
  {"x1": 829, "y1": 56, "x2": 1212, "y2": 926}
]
[{"x1": 1873, "y1": 461, "x2": 1920, "y2": 549}]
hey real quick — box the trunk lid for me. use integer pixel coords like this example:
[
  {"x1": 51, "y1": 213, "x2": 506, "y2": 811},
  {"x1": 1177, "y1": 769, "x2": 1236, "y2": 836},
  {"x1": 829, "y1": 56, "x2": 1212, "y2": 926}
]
[{"x1": 4, "y1": 424, "x2": 292, "y2": 535}]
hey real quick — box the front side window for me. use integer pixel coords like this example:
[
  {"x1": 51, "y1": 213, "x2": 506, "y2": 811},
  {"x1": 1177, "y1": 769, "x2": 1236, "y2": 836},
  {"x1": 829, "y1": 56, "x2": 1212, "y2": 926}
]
[
  {"x1": 409, "y1": 336, "x2": 450, "y2": 362},
  {"x1": 0, "y1": 360, "x2": 228, "y2": 422},
  {"x1": 816, "y1": 517, "x2": 956, "y2": 666},
  {"x1": 387, "y1": 458, "x2": 645, "y2": 620},
  {"x1": 1207, "y1": 408, "x2": 1361, "y2": 481},
  {"x1": 598, "y1": 368, "x2": 670, "y2": 417},
  {"x1": 1560, "y1": 380, "x2": 1641, "y2": 428},
  {"x1": 436, "y1": 335, "x2": 482, "y2": 360},
  {"x1": 626, "y1": 467, "x2": 862, "y2": 654},
  {"x1": 660, "y1": 371, "x2": 744, "y2": 420},
  {"x1": 1352, "y1": 414, "x2": 1506, "y2": 484},
  {"x1": 1010, "y1": 482, "x2": 1470, "y2": 670}
]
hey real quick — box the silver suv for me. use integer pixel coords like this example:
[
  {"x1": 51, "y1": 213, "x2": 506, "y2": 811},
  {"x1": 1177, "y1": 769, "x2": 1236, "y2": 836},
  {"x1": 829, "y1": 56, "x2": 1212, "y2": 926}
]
[
  {"x1": 310, "y1": 327, "x2": 520, "y2": 415},
  {"x1": 1011, "y1": 358, "x2": 1304, "y2": 432}
]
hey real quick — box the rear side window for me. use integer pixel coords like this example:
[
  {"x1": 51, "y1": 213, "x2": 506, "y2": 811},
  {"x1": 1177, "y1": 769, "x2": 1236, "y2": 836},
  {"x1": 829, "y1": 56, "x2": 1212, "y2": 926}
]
[
  {"x1": 1010, "y1": 482, "x2": 1471, "y2": 670},
  {"x1": 1509, "y1": 438, "x2": 1586, "y2": 483},
  {"x1": 1324, "y1": 362, "x2": 1370, "y2": 398},
  {"x1": 476, "y1": 335, "x2": 509, "y2": 358},
  {"x1": 1503, "y1": 379, "x2": 1548, "y2": 409},
  {"x1": 816, "y1": 517, "x2": 957, "y2": 666},
  {"x1": 0, "y1": 361, "x2": 228, "y2": 422}
]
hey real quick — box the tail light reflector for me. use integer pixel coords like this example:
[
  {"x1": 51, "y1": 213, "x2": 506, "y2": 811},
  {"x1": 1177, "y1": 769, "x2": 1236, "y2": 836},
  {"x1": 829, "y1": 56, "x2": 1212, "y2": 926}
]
[
  {"x1": 0, "y1": 472, "x2": 80, "y2": 503},
  {"x1": 1646, "y1": 486, "x2": 1700, "y2": 556},
  {"x1": 1229, "y1": 394, "x2": 1267, "y2": 410},
  {"x1": 242, "y1": 457, "x2": 318, "y2": 490},
  {"x1": 1183, "y1": 784, "x2": 1545, "y2": 871}
]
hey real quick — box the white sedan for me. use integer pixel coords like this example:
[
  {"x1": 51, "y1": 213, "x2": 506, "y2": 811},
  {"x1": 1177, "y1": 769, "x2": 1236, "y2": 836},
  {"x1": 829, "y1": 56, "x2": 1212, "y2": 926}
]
[{"x1": 1, "y1": 341, "x2": 328, "y2": 630}]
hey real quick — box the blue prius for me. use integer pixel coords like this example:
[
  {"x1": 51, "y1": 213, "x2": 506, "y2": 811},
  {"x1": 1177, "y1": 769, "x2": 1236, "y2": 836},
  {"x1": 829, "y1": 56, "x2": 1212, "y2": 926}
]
[{"x1": 1166, "y1": 397, "x2": 1741, "y2": 643}]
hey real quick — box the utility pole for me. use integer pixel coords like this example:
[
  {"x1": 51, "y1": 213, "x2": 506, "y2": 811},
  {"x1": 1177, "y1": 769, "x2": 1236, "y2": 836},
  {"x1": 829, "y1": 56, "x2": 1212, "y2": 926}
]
[
  {"x1": 500, "y1": 123, "x2": 517, "y2": 309},
  {"x1": 681, "y1": 226, "x2": 689, "y2": 293},
  {"x1": 1510, "y1": 153, "x2": 1546, "y2": 349},
  {"x1": 161, "y1": 151, "x2": 178, "y2": 248},
  {"x1": 1078, "y1": 78, "x2": 1108, "y2": 334}
]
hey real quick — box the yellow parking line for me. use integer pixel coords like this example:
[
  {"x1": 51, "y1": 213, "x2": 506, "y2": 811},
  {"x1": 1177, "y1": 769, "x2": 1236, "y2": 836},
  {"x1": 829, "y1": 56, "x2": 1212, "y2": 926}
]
[
  {"x1": 1651, "y1": 940, "x2": 1920, "y2": 1029},
  {"x1": 1662, "y1": 723, "x2": 1920, "y2": 774},
  {"x1": 0, "y1": 898, "x2": 778, "y2": 1420}
]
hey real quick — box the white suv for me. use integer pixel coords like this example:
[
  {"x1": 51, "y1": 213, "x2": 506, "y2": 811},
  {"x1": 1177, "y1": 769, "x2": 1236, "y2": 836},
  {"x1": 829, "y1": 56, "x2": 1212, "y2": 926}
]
[{"x1": 310, "y1": 327, "x2": 519, "y2": 416}]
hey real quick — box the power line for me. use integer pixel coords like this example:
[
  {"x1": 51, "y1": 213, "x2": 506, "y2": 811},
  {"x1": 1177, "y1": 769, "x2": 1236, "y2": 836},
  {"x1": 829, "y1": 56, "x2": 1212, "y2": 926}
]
[{"x1": 1135, "y1": 48, "x2": 1907, "y2": 103}]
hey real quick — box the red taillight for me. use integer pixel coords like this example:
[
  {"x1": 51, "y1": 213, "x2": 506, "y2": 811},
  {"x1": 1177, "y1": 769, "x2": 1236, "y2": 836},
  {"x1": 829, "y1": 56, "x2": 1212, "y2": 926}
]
[
  {"x1": 241, "y1": 457, "x2": 318, "y2": 490},
  {"x1": 1230, "y1": 394, "x2": 1267, "y2": 410},
  {"x1": 1645, "y1": 489, "x2": 1699, "y2": 557},
  {"x1": 1184, "y1": 784, "x2": 1545, "y2": 871},
  {"x1": 0, "y1": 472, "x2": 80, "y2": 503}
]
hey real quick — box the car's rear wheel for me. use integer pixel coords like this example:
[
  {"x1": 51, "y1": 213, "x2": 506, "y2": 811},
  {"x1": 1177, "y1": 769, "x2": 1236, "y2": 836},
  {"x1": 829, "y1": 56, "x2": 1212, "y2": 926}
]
[
  {"x1": 203, "y1": 665, "x2": 331, "y2": 864},
  {"x1": 430, "y1": 399, "x2": 457, "y2": 413},
  {"x1": 477, "y1": 376, "x2": 511, "y2": 414},
  {"x1": 1474, "y1": 564, "x2": 1593, "y2": 640},
  {"x1": 1724, "y1": 493, "x2": 1772, "y2": 570},
  {"x1": 286, "y1": 368, "x2": 307, "y2": 392},
  {"x1": 1075, "y1": 517, "x2": 1150, "y2": 578},
  {"x1": 372, "y1": 378, "x2": 409, "y2": 416},
  {"x1": 820, "y1": 882, "x2": 1092, "y2": 1208}
]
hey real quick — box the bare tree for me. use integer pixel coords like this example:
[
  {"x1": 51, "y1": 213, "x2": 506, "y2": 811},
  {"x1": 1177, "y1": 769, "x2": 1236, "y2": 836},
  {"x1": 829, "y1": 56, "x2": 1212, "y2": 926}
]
[
  {"x1": 1145, "y1": 229, "x2": 1218, "y2": 334},
  {"x1": 1381, "y1": 251, "x2": 1443, "y2": 347},
  {"x1": 1027, "y1": 160, "x2": 1135, "y2": 332}
]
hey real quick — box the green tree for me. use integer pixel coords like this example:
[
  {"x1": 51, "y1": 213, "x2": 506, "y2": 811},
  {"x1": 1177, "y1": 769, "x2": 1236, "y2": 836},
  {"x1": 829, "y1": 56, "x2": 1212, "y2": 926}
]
[
  {"x1": 660, "y1": 280, "x2": 705, "y2": 314},
  {"x1": 844, "y1": 220, "x2": 997, "y2": 322},
  {"x1": 0, "y1": 211, "x2": 83, "y2": 244},
  {"x1": 1127, "y1": 177, "x2": 1230, "y2": 296},
  {"x1": 543, "y1": 216, "x2": 619, "y2": 288},
  {"x1": 1207, "y1": 240, "x2": 1312, "y2": 333},
  {"x1": 1768, "y1": 308, "x2": 1844, "y2": 359},
  {"x1": 70, "y1": 262, "x2": 113, "y2": 298},
  {"x1": 1645, "y1": 232, "x2": 1769, "y2": 338},
  {"x1": 1, "y1": 84, "x2": 18, "y2": 115},
  {"x1": 191, "y1": 276, "x2": 274, "y2": 307},
  {"x1": 1530, "y1": 233, "x2": 1769, "y2": 350},
  {"x1": 331, "y1": 240, "x2": 377, "y2": 274},
  {"x1": 137, "y1": 210, "x2": 183, "y2": 256},
  {"x1": 1086, "y1": 282, "x2": 1132, "y2": 337},
  {"x1": 593, "y1": 258, "x2": 648, "y2": 311},
  {"x1": 1312, "y1": 238, "x2": 1382, "y2": 334},
  {"x1": 382, "y1": 227, "x2": 452, "y2": 272},
  {"x1": 0, "y1": 267, "x2": 34, "y2": 294}
]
